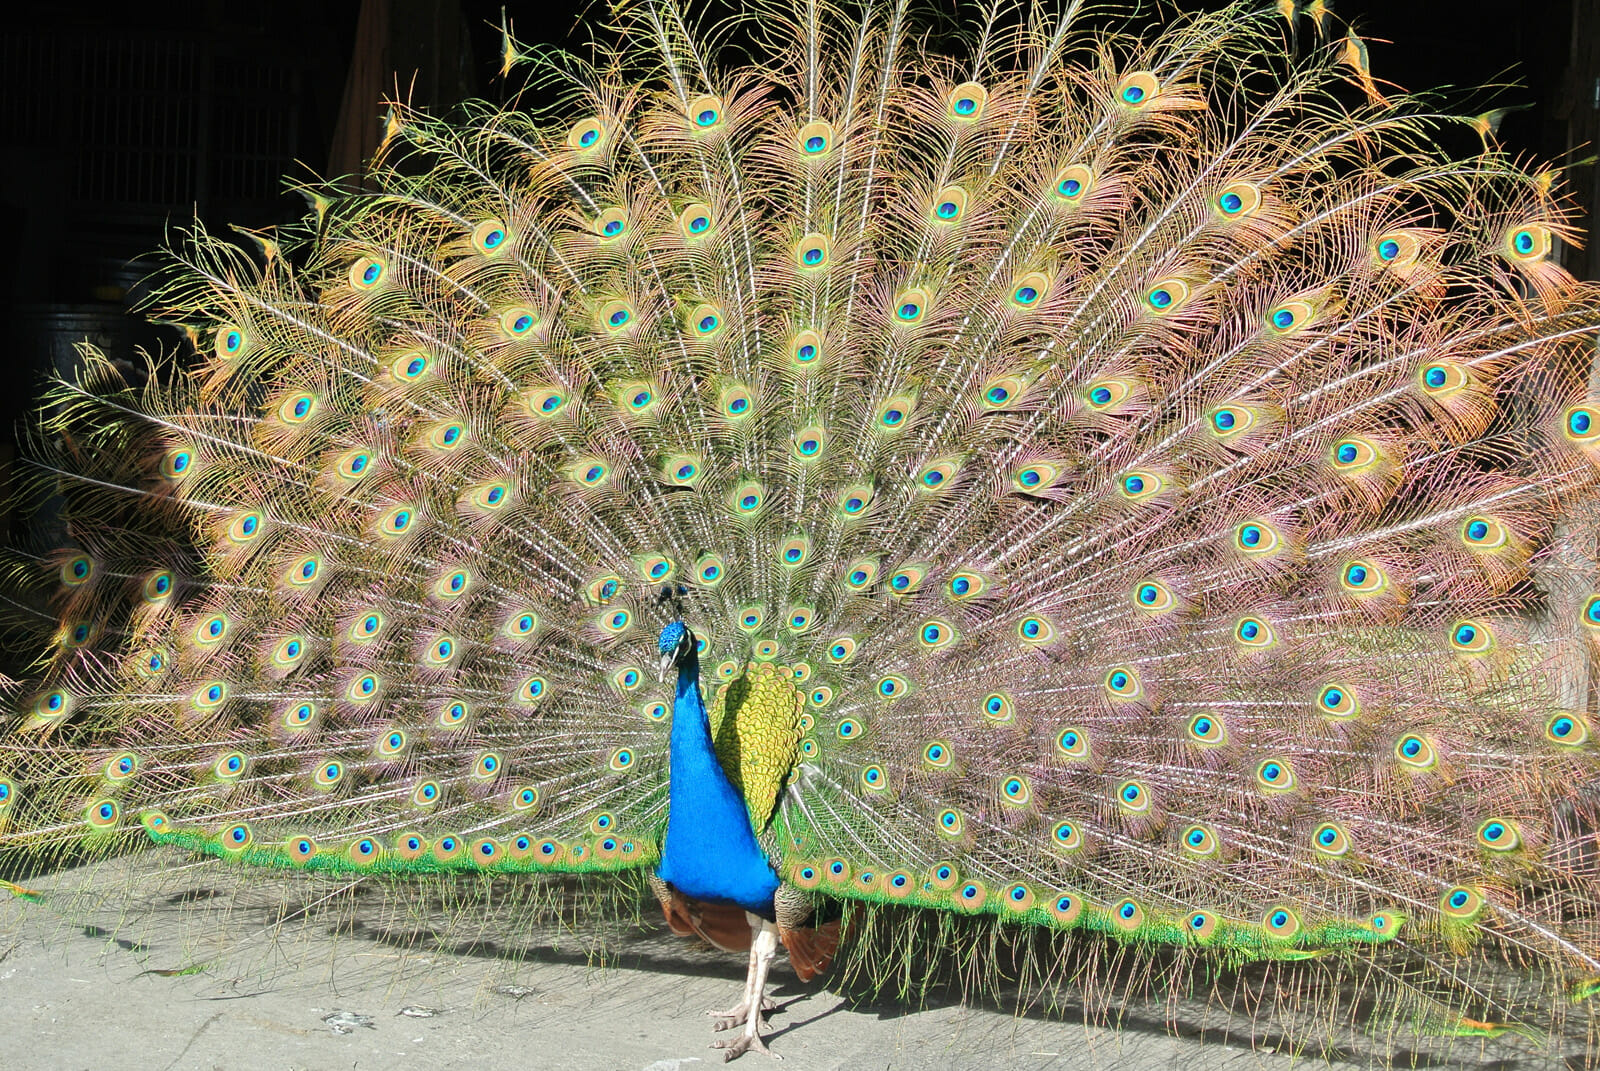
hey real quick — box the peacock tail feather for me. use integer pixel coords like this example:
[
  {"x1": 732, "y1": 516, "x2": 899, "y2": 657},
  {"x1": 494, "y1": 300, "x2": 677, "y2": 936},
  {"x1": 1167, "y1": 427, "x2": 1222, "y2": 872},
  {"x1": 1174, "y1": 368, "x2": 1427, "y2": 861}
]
[{"x1": 4, "y1": 0, "x2": 1600, "y2": 1049}]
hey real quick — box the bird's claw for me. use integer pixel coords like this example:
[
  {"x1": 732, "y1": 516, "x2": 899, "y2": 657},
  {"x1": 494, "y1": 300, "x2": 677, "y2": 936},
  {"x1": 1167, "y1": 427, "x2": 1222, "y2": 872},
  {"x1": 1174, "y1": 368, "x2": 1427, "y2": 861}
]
[
  {"x1": 706, "y1": 996, "x2": 776, "y2": 1025},
  {"x1": 712, "y1": 1031, "x2": 780, "y2": 1061}
]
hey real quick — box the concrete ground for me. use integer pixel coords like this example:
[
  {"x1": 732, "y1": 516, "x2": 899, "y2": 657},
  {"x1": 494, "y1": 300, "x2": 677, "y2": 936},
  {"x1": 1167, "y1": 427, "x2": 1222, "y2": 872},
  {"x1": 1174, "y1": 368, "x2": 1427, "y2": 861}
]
[{"x1": 0, "y1": 853, "x2": 1561, "y2": 1071}]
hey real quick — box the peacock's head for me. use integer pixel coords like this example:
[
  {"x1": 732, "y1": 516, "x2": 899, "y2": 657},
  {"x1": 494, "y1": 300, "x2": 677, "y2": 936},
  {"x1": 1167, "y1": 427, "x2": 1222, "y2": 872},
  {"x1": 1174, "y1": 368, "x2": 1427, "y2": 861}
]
[{"x1": 658, "y1": 621, "x2": 696, "y2": 681}]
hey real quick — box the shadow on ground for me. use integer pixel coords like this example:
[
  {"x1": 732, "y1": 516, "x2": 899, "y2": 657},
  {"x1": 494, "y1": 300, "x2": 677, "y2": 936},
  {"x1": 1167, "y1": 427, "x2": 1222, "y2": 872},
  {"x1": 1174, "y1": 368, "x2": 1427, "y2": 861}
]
[{"x1": 0, "y1": 850, "x2": 1587, "y2": 1070}]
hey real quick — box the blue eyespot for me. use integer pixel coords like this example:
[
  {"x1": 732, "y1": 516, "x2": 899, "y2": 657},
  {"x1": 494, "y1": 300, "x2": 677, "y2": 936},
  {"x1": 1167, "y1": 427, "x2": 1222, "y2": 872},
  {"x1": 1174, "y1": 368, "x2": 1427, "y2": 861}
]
[
  {"x1": 1059, "y1": 178, "x2": 1081, "y2": 197},
  {"x1": 1122, "y1": 85, "x2": 1144, "y2": 103},
  {"x1": 1378, "y1": 238, "x2": 1400, "y2": 260},
  {"x1": 1219, "y1": 192, "x2": 1243, "y2": 214}
]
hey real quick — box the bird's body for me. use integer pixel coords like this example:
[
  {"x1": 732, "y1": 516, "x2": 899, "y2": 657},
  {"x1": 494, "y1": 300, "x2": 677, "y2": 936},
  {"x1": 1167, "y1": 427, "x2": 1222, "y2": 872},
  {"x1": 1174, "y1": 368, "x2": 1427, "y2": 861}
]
[
  {"x1": 4, "y1": 0, "x2": 1600, "y2": 1060},
  {"x1": 659, "y1": 624, "x2": 781, "y2": 914}
]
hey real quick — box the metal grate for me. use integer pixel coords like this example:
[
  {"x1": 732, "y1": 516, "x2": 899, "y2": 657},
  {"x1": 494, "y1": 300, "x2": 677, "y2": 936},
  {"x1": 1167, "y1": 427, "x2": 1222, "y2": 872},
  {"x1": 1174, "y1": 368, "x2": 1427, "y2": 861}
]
[{"x1": 0, "y1": 28, "x2": 299, "y2": 211}]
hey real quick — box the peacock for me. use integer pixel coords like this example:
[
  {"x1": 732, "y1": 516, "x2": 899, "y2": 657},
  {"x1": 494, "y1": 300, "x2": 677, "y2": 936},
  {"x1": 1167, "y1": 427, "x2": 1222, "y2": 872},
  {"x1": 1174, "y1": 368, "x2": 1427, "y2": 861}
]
[{"x1": 4, "y1": 0, "x2": 1600, "y2": 1061}]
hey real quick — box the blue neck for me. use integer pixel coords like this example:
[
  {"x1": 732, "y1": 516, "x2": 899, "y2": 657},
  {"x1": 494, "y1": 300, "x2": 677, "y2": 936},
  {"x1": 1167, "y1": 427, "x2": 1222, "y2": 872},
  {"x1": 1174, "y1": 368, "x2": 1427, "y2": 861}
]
[{"x1": 656, "y1": 647, "x2": 779, "y2": 915}]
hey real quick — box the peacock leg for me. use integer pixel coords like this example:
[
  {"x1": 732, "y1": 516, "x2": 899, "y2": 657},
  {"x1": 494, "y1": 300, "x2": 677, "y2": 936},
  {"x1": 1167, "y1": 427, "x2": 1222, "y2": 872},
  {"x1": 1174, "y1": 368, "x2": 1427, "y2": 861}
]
[
  {"x1": 708, "y1": 921, "x2": 765, "y2": 1026},
  {"x1": 711, "y1": 915, "x2": 781, "y2": 1060}
]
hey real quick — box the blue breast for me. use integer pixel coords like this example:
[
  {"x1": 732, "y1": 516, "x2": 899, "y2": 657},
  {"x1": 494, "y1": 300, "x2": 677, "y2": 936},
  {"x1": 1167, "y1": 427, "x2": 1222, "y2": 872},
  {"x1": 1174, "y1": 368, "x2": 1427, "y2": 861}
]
[{"x1": 657, "y1": 651, "x2": 780, "y2": 915}]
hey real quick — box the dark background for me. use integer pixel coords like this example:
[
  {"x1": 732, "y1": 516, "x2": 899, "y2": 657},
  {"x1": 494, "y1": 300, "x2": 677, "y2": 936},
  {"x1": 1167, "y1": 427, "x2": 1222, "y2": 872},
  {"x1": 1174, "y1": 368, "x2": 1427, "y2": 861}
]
[{"x1": 1, "y1": 0, "x2": 1593, "y2": 454}]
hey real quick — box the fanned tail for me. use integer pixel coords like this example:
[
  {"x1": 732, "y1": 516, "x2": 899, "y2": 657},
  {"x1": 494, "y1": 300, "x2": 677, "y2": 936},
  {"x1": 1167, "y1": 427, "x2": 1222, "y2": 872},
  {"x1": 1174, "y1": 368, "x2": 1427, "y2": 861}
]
[{"x1": 0, "y1": 0, "x2": 1599, "y2": 1058}]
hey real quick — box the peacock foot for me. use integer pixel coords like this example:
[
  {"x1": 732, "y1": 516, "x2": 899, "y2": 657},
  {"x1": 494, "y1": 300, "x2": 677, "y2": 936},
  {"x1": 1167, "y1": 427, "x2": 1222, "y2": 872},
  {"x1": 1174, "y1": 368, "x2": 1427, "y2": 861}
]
[
  {"x1": 707, "y1": 995, "x2": 777, "y2": 1031},
  {"x1": 712, "y1": 1029, "x2": 779, "y2": 1061},
  {"x1": 709, "y1": 916, "x2": 783, "y2": 1060}
]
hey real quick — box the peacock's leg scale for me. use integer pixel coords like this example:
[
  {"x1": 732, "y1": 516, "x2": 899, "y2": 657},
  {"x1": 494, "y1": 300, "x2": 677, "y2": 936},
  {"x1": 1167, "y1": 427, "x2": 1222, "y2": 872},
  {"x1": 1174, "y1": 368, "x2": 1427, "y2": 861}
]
[
  {"x1": 711, "y1": 917, "x2": 781, "y2": 1060},
  {"x1": 708, "y1": 920, "x2": 765, "y2": 1027}
]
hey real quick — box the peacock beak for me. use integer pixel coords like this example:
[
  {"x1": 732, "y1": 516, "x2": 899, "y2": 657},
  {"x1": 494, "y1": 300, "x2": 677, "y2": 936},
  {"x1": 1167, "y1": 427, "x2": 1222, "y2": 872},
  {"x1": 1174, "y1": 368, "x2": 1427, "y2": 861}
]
[{"x1": 658, "y1": 648, "x2": 676, "y2": 683}]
